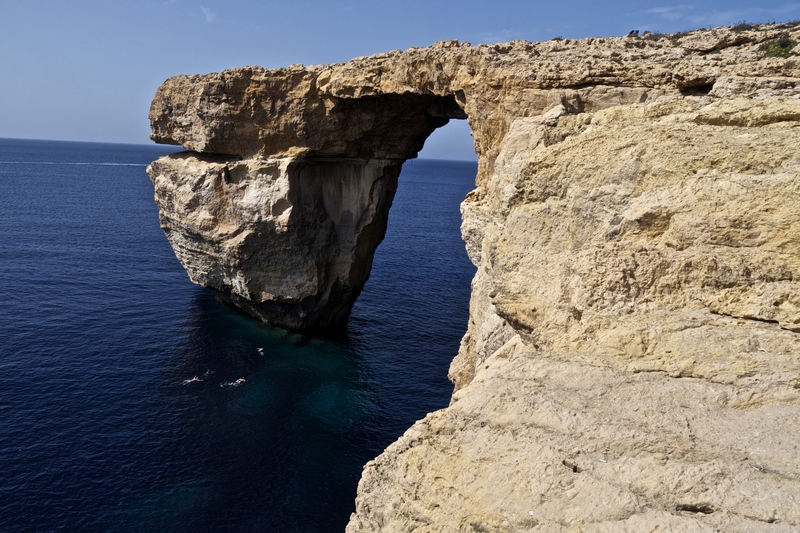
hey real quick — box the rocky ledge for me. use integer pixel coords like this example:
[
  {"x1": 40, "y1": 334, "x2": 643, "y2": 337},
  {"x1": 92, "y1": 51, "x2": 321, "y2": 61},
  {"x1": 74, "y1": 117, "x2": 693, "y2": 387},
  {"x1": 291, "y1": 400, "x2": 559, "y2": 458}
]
[{"x1": 147, "y1": 23, "x2": 800, "y2": 531}]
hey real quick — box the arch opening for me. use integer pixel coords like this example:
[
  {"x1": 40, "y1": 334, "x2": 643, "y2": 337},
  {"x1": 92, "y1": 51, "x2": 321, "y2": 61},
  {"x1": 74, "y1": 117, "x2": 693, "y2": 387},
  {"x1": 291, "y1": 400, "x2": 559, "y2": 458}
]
[{"x1": 417, "y1": 117, "x2": 477, "y2": 163}]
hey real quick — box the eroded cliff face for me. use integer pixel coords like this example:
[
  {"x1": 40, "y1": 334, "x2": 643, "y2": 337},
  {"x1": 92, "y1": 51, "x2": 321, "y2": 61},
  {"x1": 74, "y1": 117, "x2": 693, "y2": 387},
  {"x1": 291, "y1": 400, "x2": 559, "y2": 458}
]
[
  {"x1": 147, "y1": 23, "x2": 800, "y2": 531},
  {"x1": 353, "y1": 96, "x2": 800, "y2": 533}
]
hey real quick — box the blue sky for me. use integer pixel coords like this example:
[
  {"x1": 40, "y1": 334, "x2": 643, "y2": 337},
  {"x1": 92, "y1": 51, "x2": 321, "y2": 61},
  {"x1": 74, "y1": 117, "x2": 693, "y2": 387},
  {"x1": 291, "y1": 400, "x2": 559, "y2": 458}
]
[{"x1": 1, "y1": 1, "x2": 798, "y2": 160}]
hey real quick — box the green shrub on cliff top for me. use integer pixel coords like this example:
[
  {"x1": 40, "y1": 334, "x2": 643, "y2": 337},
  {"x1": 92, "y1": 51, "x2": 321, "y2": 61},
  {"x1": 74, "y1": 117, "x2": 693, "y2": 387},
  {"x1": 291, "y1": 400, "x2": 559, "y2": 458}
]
[{"x1": 761, "y1": 36, "x2": 798, "y2": 58}]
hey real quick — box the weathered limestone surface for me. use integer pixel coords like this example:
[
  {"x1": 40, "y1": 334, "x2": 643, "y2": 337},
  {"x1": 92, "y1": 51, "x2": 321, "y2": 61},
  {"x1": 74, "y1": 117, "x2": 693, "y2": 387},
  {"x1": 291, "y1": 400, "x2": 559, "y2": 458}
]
[
  {"x1": 147, "y1": 23, "x2": 800, "y2": 531},
  {"x1": 353, "y1": 94, "x2": 800, "y2": 532}
]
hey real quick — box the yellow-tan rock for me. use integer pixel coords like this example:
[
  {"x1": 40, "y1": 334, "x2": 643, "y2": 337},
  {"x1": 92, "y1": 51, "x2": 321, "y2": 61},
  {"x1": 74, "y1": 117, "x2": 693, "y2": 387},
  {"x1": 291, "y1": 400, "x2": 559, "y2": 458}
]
[
  {"x1": 354, "y1": 96, "x2": 800, "y2": 532},
  {"x1": 146, "y1": 22, "x2": 800, "y2": 530}
]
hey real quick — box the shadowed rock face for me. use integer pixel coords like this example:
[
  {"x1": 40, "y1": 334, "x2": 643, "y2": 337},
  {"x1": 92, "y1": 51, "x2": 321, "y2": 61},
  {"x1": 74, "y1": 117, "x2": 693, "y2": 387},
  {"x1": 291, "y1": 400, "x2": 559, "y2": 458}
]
[{"x1": 148, "y1": 24, "x2": 800, "y2": 532}]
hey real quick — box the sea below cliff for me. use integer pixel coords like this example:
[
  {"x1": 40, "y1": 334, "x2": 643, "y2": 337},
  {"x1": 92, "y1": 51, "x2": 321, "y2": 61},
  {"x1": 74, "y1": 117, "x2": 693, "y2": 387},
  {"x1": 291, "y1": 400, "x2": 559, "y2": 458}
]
[{"x1": 0, "y1": 138, "x2": 476, "y2": 532}]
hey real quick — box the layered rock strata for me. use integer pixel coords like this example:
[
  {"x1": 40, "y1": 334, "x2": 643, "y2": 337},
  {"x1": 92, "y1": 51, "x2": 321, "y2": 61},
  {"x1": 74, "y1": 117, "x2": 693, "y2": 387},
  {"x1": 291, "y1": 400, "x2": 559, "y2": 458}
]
[{"x1": 147, "y1": 23, "x2": 800, "y2": 531}]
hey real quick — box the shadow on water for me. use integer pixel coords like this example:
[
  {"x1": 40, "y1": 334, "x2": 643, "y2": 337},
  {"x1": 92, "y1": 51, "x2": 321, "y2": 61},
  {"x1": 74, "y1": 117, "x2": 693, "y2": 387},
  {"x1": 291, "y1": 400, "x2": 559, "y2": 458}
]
[{"x1": 128, "y1": 290, "x2": 375, "y2": 532}]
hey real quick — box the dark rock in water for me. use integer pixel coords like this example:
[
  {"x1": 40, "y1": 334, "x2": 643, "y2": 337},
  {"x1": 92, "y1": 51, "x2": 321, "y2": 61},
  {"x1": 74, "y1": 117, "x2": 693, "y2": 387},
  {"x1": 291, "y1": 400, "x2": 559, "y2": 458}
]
[{"x1": 148, "y1": 153, "x2": 401, "y2": 328}]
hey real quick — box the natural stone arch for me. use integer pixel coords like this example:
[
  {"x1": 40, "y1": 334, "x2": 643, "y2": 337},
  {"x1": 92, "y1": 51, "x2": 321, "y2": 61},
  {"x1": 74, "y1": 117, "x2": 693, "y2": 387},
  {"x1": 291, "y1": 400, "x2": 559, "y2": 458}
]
[
  {"x1": 146, "y1": 30, "x2": 800, "y2": 349},
  {"x1": 147, "y1": 70, "x2": 470, "y2": 329},
  {"x1": 144, "y1": 35, "x2": 755, "y2": 333},
  {"x1": 144, "y1": 46, "x2": 671, "y2": 333},
  {"x1": 145, "y1": 27, "x2": 800, "y2": 531}
]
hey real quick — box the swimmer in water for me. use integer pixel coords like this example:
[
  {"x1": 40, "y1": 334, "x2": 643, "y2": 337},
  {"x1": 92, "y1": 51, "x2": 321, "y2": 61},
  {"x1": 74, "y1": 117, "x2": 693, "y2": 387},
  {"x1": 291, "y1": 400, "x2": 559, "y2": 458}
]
[
  {"x1": 204, "y1": 369, "x2": 215, "y2": 376},
  {"x1": 257, "y1": 347, "x2": 264, "y2": 354},
  {"x1": 220, "y1": 377, "x2": 246, "y2": 388},
  {"x1": 181, "y1": 376, "x2": 203, "y2": 385}
]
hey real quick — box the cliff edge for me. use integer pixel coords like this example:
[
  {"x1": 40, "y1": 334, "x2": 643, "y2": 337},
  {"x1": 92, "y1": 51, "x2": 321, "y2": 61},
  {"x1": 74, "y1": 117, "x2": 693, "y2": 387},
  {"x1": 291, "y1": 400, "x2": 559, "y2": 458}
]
[{"x1": 147, "y1": 23, "x2": 800, "y2": 531}]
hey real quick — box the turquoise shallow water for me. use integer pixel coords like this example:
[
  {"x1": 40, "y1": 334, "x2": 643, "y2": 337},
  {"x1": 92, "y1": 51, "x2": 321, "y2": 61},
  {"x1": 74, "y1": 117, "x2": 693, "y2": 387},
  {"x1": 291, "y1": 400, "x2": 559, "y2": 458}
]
[{"x1": 0, "y1": 138, "x2": 476, "y2": 532}]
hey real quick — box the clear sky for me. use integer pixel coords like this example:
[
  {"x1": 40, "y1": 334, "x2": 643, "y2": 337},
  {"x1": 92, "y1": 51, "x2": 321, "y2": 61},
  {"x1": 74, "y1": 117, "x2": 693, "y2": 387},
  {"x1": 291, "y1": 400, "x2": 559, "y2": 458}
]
[{"x1": 1, "y1": 1, "x2": 798, "y2": 160}]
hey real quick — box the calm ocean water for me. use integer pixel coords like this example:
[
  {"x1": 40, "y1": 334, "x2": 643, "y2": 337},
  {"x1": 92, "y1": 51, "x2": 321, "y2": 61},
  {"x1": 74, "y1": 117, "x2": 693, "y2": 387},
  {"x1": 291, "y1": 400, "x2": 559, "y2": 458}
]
[{"x1": 0, "y1": 138, "x2": 476, "y2": 532}]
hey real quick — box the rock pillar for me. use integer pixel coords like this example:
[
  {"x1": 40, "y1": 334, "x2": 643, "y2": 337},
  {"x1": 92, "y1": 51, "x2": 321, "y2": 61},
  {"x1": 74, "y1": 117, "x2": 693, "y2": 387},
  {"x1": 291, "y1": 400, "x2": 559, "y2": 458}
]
[{"x1": 148, "y1": 154, "x2": 402, "y2": 329}]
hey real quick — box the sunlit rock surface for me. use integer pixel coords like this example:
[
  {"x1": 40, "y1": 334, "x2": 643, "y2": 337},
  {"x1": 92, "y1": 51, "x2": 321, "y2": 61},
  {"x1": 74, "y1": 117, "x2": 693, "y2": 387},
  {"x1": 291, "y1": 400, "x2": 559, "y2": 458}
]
[{"x1": 148, "y1": 23, "x2": 800, "y2": 531}]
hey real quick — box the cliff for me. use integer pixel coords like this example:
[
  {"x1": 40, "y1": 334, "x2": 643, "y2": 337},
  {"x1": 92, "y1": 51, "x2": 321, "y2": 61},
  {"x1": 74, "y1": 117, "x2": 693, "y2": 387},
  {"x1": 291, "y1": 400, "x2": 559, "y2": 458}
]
[{"x1": 147, "y1": 23, "x2": 800, "y2": 531}]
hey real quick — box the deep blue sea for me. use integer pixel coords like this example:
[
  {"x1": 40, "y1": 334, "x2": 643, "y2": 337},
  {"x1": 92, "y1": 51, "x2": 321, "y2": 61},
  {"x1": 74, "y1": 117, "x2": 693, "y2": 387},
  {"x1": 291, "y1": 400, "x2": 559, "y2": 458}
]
[{"x1": 0, "y1": 138, "x2": 477, "y2": 532}]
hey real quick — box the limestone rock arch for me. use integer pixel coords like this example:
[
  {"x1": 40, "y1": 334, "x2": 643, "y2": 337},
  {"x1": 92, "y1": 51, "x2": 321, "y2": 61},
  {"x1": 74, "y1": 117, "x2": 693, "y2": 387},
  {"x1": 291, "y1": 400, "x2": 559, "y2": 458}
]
[
  {"x1": 146, "y1": 27, "x2": 800, "y2": 530},
  {"x1": 147, "y1": 59, "x2": 471, "y2": 329}
]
